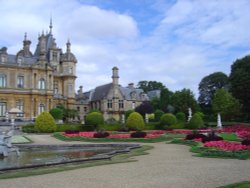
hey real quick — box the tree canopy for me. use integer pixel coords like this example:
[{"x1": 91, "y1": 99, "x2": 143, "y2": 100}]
[
  {"x1": 137, "y1": 80, "x2": 165, "y2": 92},
  {"x1": 198, "y1": 72, "x2": 229, "y2": 109},
  {"x1": 229, "y1": 55, "x2": 250, "y2": 119}
]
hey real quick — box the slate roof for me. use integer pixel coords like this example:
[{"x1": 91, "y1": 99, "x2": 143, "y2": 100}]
[{"x1": 91, "y1": 83, "x2": 113, "y2": 101}]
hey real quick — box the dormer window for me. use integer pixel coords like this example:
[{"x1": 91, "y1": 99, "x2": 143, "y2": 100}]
[
  {"x1": 130, "y1": 91, "x2": 136, "y2": 100},
  {"x1": 1, "y1": 56, "x2": 6, "y2": 63},
  {"x1": 17, "y1": 57, "x2": 23, "y2": 65}
]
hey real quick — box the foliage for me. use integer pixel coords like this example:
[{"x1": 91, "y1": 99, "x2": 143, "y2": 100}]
[
  {"x1": 126, "y1": 112, "x2": 145, "y2": 131},
  {"x1": 171, "y1": 88, "x2": 199, "y2": 114},
  {"x1": 160, "y1": 113, "x2": 177, "y2": 126},
  {"x1": 135, "y1": 101, "x2": 154, "y2": 117},
  {"x1": 198, "y1": 72, "x2": 229, "y2": 109},
  {"x1": 125, "y1": 109, "x2": 134, "y2": 120},
  {"x1": 56, "y1": 124, "x2": 82, "y2": 132},
  {"x1": 49, "y1": 108, "x2": 63, "y2": 120},
  {"x1": 159, "y1": 88, "x2": 174, "y2": 112},
  {"x1": 22, "y1": 124, "x2": 39, "y2": 133},
  {"x1": 144, "y1": 123, "x2": 156, "y2": 130},
  {"x1": 219, "y1": 181, "x2": 250, "y2": 188},
  {"x1": 137, "y1": 80, "x2": 165, "y2": 92},
  {"x1": 195, "y1": 111, "x2": 205, "y2": 119},
  {"x1": 201, "y1": 132, "x2": 223, "y2": 143},
  {"x1": 88, "y1": 109, "x2": 101, "y2": 113},
  {"x1": 56, "y1": 105, "x2": 78, "y2": 121},
  {"x1": 98, "y1": 124, "x2": 121, "y2": 131},
  {"x1": 186, "y1": 113, "x2": 204, "y2": 129},
  {"x1": 241, "y1": 139, "x2": 250, "y2": 146},
  {"x1": 82, "y1": 124, "x2": 95, "y2": 132},
  {"x1": 229, "y1": 55, "x2": 250, "y2": 120},
  {"x1": 35, "y1": 112, "x2": 57, "y2": 133},
  {"x1": 220, "y1": 133, "x2": 240, "y2": 142},
  {"x1": 154, "y1": 109, "x2": 164, "y2": 122},
  {"x1": 93, "y1": 131, "x2": 110, "y2": 138},
  {"x1": 176, "y1": 112, "x2": 186, "y2": 122},
  {"x1": 169, "y1": 123, "x2": 185, "y2": 129},
  {"x1": 212, "y1": 88, "x2": 241, "y2": 121},
  {"x1": 130, "y1": 131, "x2": 147, "y2": 138},
  {"x1": 85, "y1": 112, "x2": 104, "y2": 128}
]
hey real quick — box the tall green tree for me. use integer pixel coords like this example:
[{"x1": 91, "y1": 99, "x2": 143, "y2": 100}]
[
  {"x1": 159, "y1": 88, "x2": 173, "y2": 112},
  {"x1": 171, "y1": 88, "x2": 199, "y2": 114},
  {"x1": 229, "y1": 55, "x2": 250, "y2": 119},
  {"x1": 198, "y1": 72, "x2": 229, "y2": 109},
  {"x1": 137, "y1": 80, "x2": 165, "y2": 92},
  {"x1": 212, "y1": 88, "x2": 241, "y2": 121},
  {"x1": 135, "y1": 101, "x2": 154, "y2": 118}
]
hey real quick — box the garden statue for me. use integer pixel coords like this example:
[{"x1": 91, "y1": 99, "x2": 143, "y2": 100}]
[
  {"x1": 188, "y1": 108, "x2": 192, "y2": 122},
  {"x1": 145, "y1": 114, "x2": 149, "y2": 123},
  {"x1": 121, "y1": 114, "x2": 125, "y2": 124},
  {"x1": 217, "y1": 113, "x2": 222, "y2": 128},
  {"x1": 0, "y1": 130, "x2": 20, "y2": 157}
]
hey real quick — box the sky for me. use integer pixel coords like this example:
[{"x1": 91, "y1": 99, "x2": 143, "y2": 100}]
[{"x1": 0, "y1": 0, "x2": 250, "y2": 97}]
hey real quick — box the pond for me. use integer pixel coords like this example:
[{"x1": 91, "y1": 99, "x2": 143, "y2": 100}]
[{"x1": 0, "y1": 144, "x2": 140, "y2": 171}]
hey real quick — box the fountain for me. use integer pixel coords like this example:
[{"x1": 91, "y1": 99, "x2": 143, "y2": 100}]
[
  {"x1": 188, "y1": 108, "x2": 192, "y2": 122},
  {"x1": 0, "y1": 130, "x2": 20, "y2": 157}
]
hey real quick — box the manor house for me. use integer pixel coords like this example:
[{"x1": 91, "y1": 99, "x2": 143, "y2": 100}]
[{"x1": 0, "y1": 21, "x2": 76, "y2": 120}]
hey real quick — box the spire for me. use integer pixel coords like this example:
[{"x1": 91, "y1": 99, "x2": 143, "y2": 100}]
[
  {"x1": 49, "y1": 16, "x2": 53, "y2": 34},
  {"x1": 66, "y1": 39, "x2": 71, "y2": 53},
  {"x1": 24, "y1": 32, "x2": 27, "y2": 41}
]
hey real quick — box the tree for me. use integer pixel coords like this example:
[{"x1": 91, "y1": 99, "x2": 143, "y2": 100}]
[
  {"x1": 212, "y1": 88, "x2": 241, "y2": 121},
  {"x1": 137, "y1": 80, "x2": 165, "y2": 92},
  {"x1": 125, "y1": 109, "x2": 134, "y2": 120},
  {"x1": 186, "y1": 113, "x2": 204, "y2": 129},
  {"x1": 135, "y1": 101, "x2": 154, "y2": 118},
  {"x1": 229, "y1": 55, "x2": 250, "y2": 119},
  {"x1": 198, "y1": 72, "x2": 229, "y2": 109},
  {"x1": 35, "y1": 112, "x2": 57, "y2": 133},
  {"x1": 159, "y1": 88, "x2": 173, "y2": 112},
  {"x1": 126, "y1": 112, "x2": 145, "y2": 131},
  {"x1": 154, "y1": 109, "x2": 164, "y2": 122},
  {"x1": 171, "y1": 88, "x2": 199, "y2": 114},
  {"x1": 49, "y1": 108, "x2": 63, "y2": 120}
]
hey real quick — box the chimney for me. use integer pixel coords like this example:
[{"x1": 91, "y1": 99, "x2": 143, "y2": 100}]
[
  {"x1": 23, "y1": 33, "x2": 32, "y2": 57},
  {"x1": 128, "y1": 83, "x2": 134, "y2": 89},
  {"x1": 112, "y1": 66, "x2": 119, "y2": 86}
]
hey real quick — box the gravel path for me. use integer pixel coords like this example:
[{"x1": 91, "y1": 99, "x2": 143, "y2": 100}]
[{"x1": 0, "y1": 134, "x2": 249, "y2": 188}]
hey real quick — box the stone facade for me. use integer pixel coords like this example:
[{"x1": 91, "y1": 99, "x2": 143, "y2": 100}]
[
  {"x1": 0, "y1": 21, "x2": 77, "y2": 120},
  {"x1": 76, "y1": 67, "x2": 149, "y2": 121}
]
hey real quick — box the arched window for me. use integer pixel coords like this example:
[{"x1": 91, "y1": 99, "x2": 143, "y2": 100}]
[
  {"x1": 38, "y1": 78, "x2": 45, "y2": 89},
  {"x1": 38, "y1": 104, "x2": 45, "y2": 115},
  {"x1": 0, "y1": 74, "x2": 7, "y2": 88}
]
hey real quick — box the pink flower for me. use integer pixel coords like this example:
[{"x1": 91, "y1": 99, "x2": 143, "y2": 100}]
[{"x1": 204, "y1": 140, "x2": 250, "y2": 151}]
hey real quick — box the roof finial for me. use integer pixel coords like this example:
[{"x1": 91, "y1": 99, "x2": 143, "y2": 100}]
[
  {"x1": 24, "y1": 32, "x2": 27, "y2": 41},
  {"x1": 49, "y1": 16, "x2": 53, "y2": 34}
]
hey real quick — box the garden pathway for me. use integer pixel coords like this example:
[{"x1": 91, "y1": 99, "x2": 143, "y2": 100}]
[{"x1": 0, "y1": 134, "x2": 250, "y2": 188}]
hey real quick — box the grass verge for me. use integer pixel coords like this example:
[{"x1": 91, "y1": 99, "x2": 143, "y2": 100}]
[
  {"x1": 0, "y1": 145, "x2": 153, "y2": 179},
  {"x1": 53, "y1": 132, "x2": 172, "y2": 143},
  {"x1": 219, "y1": 133, "x2": 240, "y2": 142},
  {"x1": 218, "y1": 181, "x2": 250, "y2": 188}
]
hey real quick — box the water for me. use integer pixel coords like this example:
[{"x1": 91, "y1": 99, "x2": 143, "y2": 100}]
[{"x1": 0, "y1": 145, "x2": 129, "y2": 170}]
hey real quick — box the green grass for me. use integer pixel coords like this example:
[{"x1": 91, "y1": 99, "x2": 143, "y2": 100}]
[
  {"x1": 220, "y1": 133, "x2": 241, "y2": 142},
  {"x1": 218, "y1": 181, "x2": 250, "y2": 188},
  {"x1": 12, "y1": 136, "x2": 32, "y2": 144},
  {"x1": 0, "y1": 145, "x2": 153, "y2": 179},
  {"x1": 53, "y1": 132, "x2": 172, "y2": 143}
]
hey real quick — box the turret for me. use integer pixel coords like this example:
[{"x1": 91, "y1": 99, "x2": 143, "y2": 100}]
[{"x1": 22, "y1": 33, "x2": 32, "y2": 57}]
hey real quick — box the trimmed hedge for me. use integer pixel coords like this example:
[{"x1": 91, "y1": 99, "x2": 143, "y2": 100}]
[
  {"x1": 160, "y1": 113, "x2": 177, "y2": 126},
  {"x1": 35, "y1": 112, "x2": 57, "y2": 133},
  {"x1": 176, "y1": 112, "x2": 186, "y2": 122},
  {"x1": 85, "y1": 112, "x2": 104, "y2": 128},
  {"x1": 126, "y1": 112, "x2": 145, "y2": 131},
  {"x1": 186, "y1": 113, "x2": 204, "y2": 129}
]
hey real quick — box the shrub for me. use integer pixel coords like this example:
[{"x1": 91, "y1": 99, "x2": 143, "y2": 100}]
[
  {"x1": 160, "y1": 113, "x2": 177, "y2": 126},
  {"x1": 125, "y1": 109, "x2": 134, "y2": 120},
  {"x1": 126, "y1": 112, "x2": 145, "y2": 131},
  {"x1": 154, "y1": 110, "x2": 164, "y2": 122},
  {"x1": 82, "y1": 124, "x2": 95, "y2": 132},
  {"x1": 93, "y1": 131, "x2": 110, "y2": 138},
  {"x1": 35, "y1": 112, "x2": 57, "y2": 133},
  {"x1": 242, "y1": 139, "x2": 250, "y2": 146},
  {"x1": 56, "y1": 124, "x2": 82, "y2": 132},
  {"x1": 49, "y1": 108, "x2": 63, "y2": 120},
  {"x1": 85, "y1": 112, "x2": 104, "y2": 128},
  {"x1": 98, "y1": 124, "x2": 121, "y2": 131},
  {"x1": 169, "y1": 123, "x2": 185, "y2": 129},
  {"x1": 64, "y1": 130, "x2": 80, "y2": 134},
  {"x1": 176, "y1": 112, "x2": 186, "y2": 122},
  {"x1": 105, "y1": 118, "x2": 119, "y2": 125},
  {"x1": 186, "y1": 113, "x2": 204, "y2": 129},
  {"x1": 144, "y1": 123, "x2": 156, "y2": 130},
  {"x1": 185, "y1": 133, "x2": 207, "y2": 140},
  {"x1": 22, "y1": 124, "x2": 39, "y2": 133},
  {"x1": 195, "y1": 111, "x2": 205, "y2": 119},
  {"x1": 202, "y1": 131, "x2": 223, "y2": 143},
  {"x1": 130, "y1": 131, "x2": 147, "y2": 138}
]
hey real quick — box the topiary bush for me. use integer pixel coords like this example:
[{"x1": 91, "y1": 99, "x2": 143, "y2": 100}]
[
  {"x1": 154, "y1": 110, "x2": 164, "y2": 122},
  {"x1": 125, "y1": 109, "x2": 135, "y2": 120},
  {"x1": 49, "y1": 108, "x2": 63, "y2": 120},
  {"x1": 85, "y1": 112, "x2": 104, "y2": 129},
  {"x1": 176, "y1": 112, "x2": 186, "y2": 122},
  {"x1": 186, "y1": 113, "x2": 204, "y2": 129},
  {"x1": 35, "y1": 112, "x2": 57, "y2": 133},
  {"x1": 130, "y1": 131, "x2": 147, "y2": 138},
  {"x1": 126, "y1": 112, "x2": 145, "y2": 131},
  {"x1": 160, "y1": 113, "x2": 177, "y2": 127}
]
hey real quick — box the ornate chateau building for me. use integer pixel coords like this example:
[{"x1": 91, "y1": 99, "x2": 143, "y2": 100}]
[
  {"x1": 0, "y1": 21, "x2": 77, "y2": 120},
  {"x1": 76, "y1": 67, "x2": 149, "y2": 121}
]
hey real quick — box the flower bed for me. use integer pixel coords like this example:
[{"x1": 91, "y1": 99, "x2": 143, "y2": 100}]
[{"x1": 204, "y1": 140, "x2": 250, "y2": 151}]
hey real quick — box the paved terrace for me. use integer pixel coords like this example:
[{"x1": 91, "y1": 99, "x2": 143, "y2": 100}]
[{"x1": 0, "y1": 134, "x2": 249, "y2": 188}]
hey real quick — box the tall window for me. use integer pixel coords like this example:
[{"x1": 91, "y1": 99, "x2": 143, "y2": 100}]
[
  {"x1": 0, "y1": 102, "x2": 6, "y2": 117},
  {"x1": 107, "y1": 100, "x2": 112, "y2": 109},
  {"x1": 53, "y1": 81, "x2": 58, "y2": 94},
  {"x1": 119, "y1": 100, "x2": 124, "y2": 109},
  {"x1": 0, "y1": 74, "x2": 7, "y2": 88},
  {"x1": 16, "y1": 100, "x2": 24, "y2": 117},
  {"x1": 132, "y1": 102, "x2": 135, "y2": 109},
  {"x1": 17, "y1": 76, "x2": 24, "y2": 88},
  {"x1": 38, "y1": 104, "x2": 45, "y2": 115},
  {"x1": 38, "y1": 78, "x2": 45, "y2": 89},
  {"x1": 52, "y1": 52, "x2": 57, "y2": 61},
  {"x1": 68, "y1": 84, "x2": 73, "y2": 95}
]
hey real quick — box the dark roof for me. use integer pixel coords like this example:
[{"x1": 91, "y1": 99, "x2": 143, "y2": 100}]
[{"x1": 91, "y1": 83, "x2": 113, "y2": 101}]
